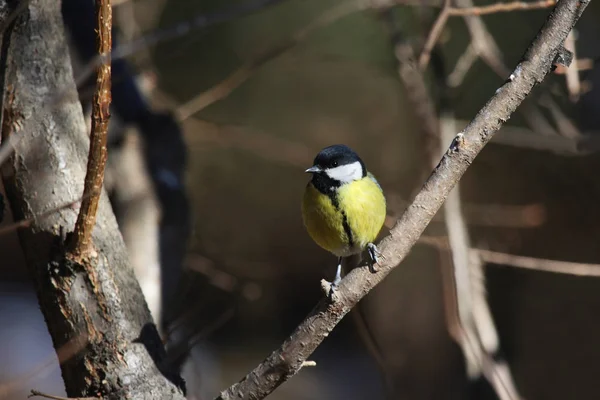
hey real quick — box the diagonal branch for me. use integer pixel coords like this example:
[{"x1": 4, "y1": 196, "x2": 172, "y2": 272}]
[
  {"x1": 67, "y1": 0, "x2": 112, "y2": 260},
  {"x1": 215, "y1": 0, "x2": 589, "y2": 398}
]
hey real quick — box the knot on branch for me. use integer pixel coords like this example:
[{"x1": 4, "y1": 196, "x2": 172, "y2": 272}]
[{"x1": 552, "y1": 45, "x2": 573, "y2": 70}]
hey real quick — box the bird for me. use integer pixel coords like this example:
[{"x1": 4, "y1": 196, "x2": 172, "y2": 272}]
[{"x1": 301, "y1": 144, "x2": 386, "y2": 293}]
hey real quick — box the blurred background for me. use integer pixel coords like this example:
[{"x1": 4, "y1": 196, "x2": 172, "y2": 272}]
[{"x1": 3, "y1": 0, "x2": 600, "y2": 399}]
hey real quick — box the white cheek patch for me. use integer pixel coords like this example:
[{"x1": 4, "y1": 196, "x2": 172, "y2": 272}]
[{"x1": 325, "y1": 161, "x2": 363, "y2": 183}]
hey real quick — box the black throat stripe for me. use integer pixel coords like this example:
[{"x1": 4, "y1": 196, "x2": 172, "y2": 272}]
[
  {"x1": 327, "y1": 189, "x2": 354, "y2": 249},
  {"x1": 310, "y1": 176, "x2": 355, "y2": 248},
  {"x1": 341, "y1": 211, "x2": 354, "y2": 248}
]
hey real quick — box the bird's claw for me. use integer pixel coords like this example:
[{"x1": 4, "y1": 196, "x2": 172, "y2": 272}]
[
  {"x1": 328, "y1": 263, "x2": 342, "y2": 299},
  {"x1": 367, "y1": 243, "x2": 380, "y2": 273}
]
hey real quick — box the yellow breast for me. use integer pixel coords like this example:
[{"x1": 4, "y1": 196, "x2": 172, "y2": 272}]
[{"x1": 302, "y1": 175, "x2": 386, "y2": 257}]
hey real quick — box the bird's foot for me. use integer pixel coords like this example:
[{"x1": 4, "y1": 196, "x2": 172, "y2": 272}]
[
  {"x1": 327, "y1": 258, "x2": 343, "y2": 300},
  {"x1": 367, "y1": 243, "x2": 381, "y2": 273}
]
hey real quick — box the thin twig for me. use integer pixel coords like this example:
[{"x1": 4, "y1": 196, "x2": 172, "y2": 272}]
[
  {"x1": 418, "y1": 0, "x2": 452, "y2": 70},
  {"x1": 419, "y1": 236, "x2": 600, "y2": 277},
  {"x1": 68, "y1": 0, "x2": 112, "y2": 259},
  {"x1": 447, "y1": 43, "x2": 479, "y2": 87},
  {"x1": 0, "y1": 334, "x2": 88, "y2": 399},
  {"x1": 539, "y1": 93, "x2": 581, "y2": 138},
  {"x1": 478, "y1": 249, "x2": 600, "y2": 276},
  {"x1": 0, "y1": 195, "x2": 88, "y2": 236},
  {"x1": 185, "y1": 253, "x2": 262, "y2": 301},
  {"x1": 28, "y1": 390, "x2": 97, "y2": 400},
  {"x1": 448, "y1": 0, "x2": 555, "y2": 15},
  {"x1": 215, "y1": 1, "x2": 589, "y2": 398}
]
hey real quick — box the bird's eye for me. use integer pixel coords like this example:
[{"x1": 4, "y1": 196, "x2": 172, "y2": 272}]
[{"x1": 332, "y1": 161, "x2": 338, "y2": 167}]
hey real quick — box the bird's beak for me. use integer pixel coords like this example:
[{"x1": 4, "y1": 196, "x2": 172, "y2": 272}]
[{"x1": 305, "y1": 166, "x2": 321, "y2": 173}]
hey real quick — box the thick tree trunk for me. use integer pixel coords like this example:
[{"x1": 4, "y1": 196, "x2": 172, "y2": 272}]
[{"x1": 0, "y1": 0, "x2": 185, "y2": 398}]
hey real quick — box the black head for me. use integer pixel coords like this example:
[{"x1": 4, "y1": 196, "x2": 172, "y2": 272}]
[{"x1": 305, "y1": 145, "x2": 367, "y2": 192}]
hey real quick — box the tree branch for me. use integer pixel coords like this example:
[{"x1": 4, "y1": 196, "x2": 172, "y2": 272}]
[
  {"x1": 0, "y1": 0, "x2": 186, "y2": 397},
  {"x1": 67, "y1": 0, "x2": 112, "y2": 260},
  {"x1": 215, "y1": 0, "x2": 589, "y2": 398}
]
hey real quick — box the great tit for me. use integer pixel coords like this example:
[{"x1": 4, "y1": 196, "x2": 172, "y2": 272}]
[{"x1": 302, "y1": 144, "x2": 386, "y2": 292}]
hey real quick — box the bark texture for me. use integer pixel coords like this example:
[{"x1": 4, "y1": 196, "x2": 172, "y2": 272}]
[
  {"x1": 0, "y1": 0, "x2": 185, "y2": 398},
  {"x1": 68, "y1": 0, "x2": 112, "y2": 260}
]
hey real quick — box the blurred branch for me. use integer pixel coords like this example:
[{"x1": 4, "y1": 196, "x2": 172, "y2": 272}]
[
  {"x1": 448, "y1": 0, "x2": 555, "y2": 15},
  {"x1": 191, "y1": 117, "x2": 547, "y2": 228},
  {"x1": 441, "y1": 114, "x2": 521, "y2": 400},
  {"x1": 419, "y1": 236, "x2": 600, "y2": 277},
  {"x1": 447, "y1": 43, "x2": 478, "y2": 87},
  {"x1": 0, "y1": 195, "x2": 85, "y2": 236},
  {"x1": 387, "y1": 194, "x2": 546, "y2": 228},
  {"x1": 67, "y1": 0, "x2": 112, "y2": 260},
  {"x1": 478, "y1": 249, "x2": 600, "y2": 276},
  {"x1": 418, "y1": 0, "x2": 451, "y2": 70},
  {"x1": 398, "y1": 0, "x2": 518, "y2": 388},
  {"x1": 563, "y1": 30, "x2": 580, "y2": 102},
  {"x1": 539, "y1": 93, "x2": 581, "y2": 138},
  {"x1": 481, "y1": 121, "x2": 600, "y2": 155},
  {"x1": 0, "y1": 333, "x2": 88, "y2": 399},
  {"x1": 69, "y1": 0, "x2": 292, "y2": 91},
  {"x1": 186, "y1": 254, "x2": 262, "y2": 301},
  {"x1": 418, "y1": 0, "x2": 554, "y2": 71},
  {"x1": 215, "y1": 0, "x2": 588, "y2": 397}
]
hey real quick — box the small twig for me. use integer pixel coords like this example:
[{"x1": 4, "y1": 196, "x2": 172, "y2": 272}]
[
  {"x1": 28, "y1": 390, "x2": 97, "y2": 400},
  {"x1": 483, "y1": 121, "x2": 600, "y2": 155},
  {"x1": 300, "y1": 361, "x2": 317, "y2": 367},
  {"x1": 418, "y1": 0, "x2": 452, "y2": 71},
  {"x1": 68, "y1": 0, "x2": 112, "y2": 260},
  {"x1": 185, "y1": 254, "x2": 262, "y2": 301},
  {"x1": 0, "y1": 195, "x2": 88, "y2": 237},
  {"x1": 539, "y1": 93, "x2": 581, "y2": 138},
  {"x1": 448, "y1": 0, "x2": 555, "y2": 15},
  {"x1": 447, "y1": 43, "x2": 479, "y2": 87},
  {"x1": 0, "y1": 333, "x2": 88, "y2": 399}
]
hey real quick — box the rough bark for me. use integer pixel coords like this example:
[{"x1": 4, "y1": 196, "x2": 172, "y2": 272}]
[{"x1": 0, "y1": 0, "x2": 185, "y2": 398}]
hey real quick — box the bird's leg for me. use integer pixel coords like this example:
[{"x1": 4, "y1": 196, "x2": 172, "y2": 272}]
[
  {"x1": 367, "y1": 243, "x2": 380, "y2": 273},
  {"x1": 328, "y1": 257, "x2": 343, "y2": 298}
]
